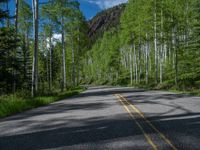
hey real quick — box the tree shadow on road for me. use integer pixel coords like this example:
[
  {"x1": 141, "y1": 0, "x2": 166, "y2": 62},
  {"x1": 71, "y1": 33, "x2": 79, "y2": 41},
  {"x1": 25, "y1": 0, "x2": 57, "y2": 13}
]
[
  {"x1": 0, "y1": 97, "x2": 117, "y2": 122},
  {"x1": 0, "y1": 88, "x2": 200, "y2": 150},
  {"x1": 76, "y1": 88, "x2": 146, "y2": 98},
  {"x1": 0, "y1": 111, "x2": 200, "y2": 149},
  {"x1": 123, "y1": 93, "x2": 200, "y2": 149},
  {"x1": 0, "y1": 115, "x2": 151, "y2": 150}
]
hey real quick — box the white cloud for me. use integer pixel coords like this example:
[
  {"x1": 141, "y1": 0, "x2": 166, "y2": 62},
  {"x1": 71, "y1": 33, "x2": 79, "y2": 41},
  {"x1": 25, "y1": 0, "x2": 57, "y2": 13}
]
[
  {"x1": 87, "y1": 0, "x2": 128, "y2": 9},
  {"x1": 46, "y1": 33, "x2": 62, "y2": 49},
  {"x1": 52, "y1": 34, "x2": 62, "y2": 45}
]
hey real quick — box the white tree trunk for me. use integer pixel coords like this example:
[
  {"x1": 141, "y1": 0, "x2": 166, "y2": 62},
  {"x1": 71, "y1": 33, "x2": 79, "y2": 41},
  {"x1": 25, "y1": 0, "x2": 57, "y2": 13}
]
[
  {"x1": 61, "y1": 16, "x2": 66, "y2": 91},
  {"x1": 129, "y1": 46, "x2": 133, "y2": 86},
  {"x1": 13, "y1": 0, "x2": 19, "y2": 93},
  {"x1": 172, "y1": 24, "x2": 178, "y2": 86},
  {"x1": 160, "y1": 4, "x2": 164, "y2": 84},
  {"x1": 49, "y1": 32, "x2": 52, "y2": 91},
  {"x1": 134, "y1": 43, "x2": 138, "y2": 83},
  {"x1": 77, "y1": 32, "x2": 80, "y2": 85},
  {"x1": 71, "y1": 36, "x2": 75, "y2": 87},
  {"x1": 154, "y1": 0, "x2": 158, "y2": 84},
  {"x1": 145, "y1": 33, "x2": 149, "y2": 84},
  {"x1": 46, "y1": 51, "x2": 49, "y2": 87},
  {"x1": 31, "y1": 0, "x2": 39, "y2": 97}
]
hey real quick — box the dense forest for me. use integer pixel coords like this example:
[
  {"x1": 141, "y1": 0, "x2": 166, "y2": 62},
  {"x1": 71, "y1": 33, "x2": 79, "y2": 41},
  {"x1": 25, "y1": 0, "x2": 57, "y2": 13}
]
[
  {"x1": 83, "y1": 0, "x2": 200, "y2": 91},
  {"x1": 0, "y1": 0, "x2": 200, "y2": 99},
  {"x1": 0, "y1": 0, "x2": 88, "y2": 97}
]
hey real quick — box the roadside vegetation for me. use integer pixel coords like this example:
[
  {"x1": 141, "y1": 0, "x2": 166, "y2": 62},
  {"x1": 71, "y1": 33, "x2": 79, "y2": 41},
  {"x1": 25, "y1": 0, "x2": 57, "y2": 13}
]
[
  {"x1": 0, "y1": 87, "x2": 84, "y2": 118},
  {"x1": 0, "y1": 0, "x2": 88, "y2": 117},
  {"x1": 82, "y1": 0, "x2": 200, "y2": 95}
]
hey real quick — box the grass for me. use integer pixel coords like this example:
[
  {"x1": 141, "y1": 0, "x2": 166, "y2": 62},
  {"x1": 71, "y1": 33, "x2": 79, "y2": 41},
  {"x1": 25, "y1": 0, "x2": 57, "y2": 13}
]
[
  {"x1": 168, "y1": 88, "x2": 200, "y2": 96},
  {"x1": 131, "y1": 82, "x2": 200, "y2": 96},
  {"x1": 0, "y1": 87, "x2": 85, "y2": 118}
]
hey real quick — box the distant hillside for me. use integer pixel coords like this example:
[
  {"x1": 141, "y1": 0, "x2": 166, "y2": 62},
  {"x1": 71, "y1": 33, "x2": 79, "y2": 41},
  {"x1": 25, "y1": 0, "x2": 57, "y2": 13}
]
[{"x1": 88, "y1": 4, "x2": 126, "y2": 40}]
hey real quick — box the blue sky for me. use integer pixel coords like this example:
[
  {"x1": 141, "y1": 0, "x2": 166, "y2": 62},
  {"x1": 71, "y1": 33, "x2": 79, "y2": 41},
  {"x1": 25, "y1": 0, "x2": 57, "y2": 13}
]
[
  {"x1": 78, "y1": 0, "x2": 101, "y2": 19},
  {"x1": 9, "y1": 0, "x2": 128, "y2": 20}
]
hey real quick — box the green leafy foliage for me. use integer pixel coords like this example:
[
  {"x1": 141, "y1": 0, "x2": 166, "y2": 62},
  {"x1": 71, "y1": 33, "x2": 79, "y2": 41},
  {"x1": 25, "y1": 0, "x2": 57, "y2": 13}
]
[
  {"x1": 82, "y1": 0, "x2": 200, "y2": 91},
  {"x1": 0, "y1": 27, "x2": 20, "y2": 93}
]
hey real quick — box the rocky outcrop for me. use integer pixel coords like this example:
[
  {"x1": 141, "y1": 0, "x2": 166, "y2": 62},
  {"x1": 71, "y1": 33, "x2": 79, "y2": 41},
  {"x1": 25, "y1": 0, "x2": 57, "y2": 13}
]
[{"x1": 88, "y1": 4, "x2": 126, "y2": 40}]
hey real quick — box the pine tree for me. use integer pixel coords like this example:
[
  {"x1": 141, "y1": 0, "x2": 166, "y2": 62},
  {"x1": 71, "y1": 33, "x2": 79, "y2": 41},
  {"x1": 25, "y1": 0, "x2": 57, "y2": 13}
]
[
  {"x1": 0, "y1": 28, "x2": 20, "y2": 93},
  {"x1": 18, "y1": 0, "x2": 32, "y2": 89}
]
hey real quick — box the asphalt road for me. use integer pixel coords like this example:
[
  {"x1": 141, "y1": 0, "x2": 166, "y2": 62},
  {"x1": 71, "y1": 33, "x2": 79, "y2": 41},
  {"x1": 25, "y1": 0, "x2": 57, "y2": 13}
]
[{"x1": 0, "y1": 86, "x2": 200, "y2": 150}]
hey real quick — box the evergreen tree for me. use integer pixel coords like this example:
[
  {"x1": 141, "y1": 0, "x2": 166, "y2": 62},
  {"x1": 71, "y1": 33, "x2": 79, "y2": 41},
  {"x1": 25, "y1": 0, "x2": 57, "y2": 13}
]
[{"x1": 18, "y1": 0, "x2": 32, "y2": 89}]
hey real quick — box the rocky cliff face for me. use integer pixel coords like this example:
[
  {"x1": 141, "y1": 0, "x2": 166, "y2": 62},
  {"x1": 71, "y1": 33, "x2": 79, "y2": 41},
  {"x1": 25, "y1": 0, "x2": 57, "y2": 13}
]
[{"x1": 88, "y1": 4, "x2": 126, "y2": 40}]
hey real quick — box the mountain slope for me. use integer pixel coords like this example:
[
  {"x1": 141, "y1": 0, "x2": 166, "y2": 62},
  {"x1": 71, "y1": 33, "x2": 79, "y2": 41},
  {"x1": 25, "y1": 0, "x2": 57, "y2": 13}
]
[{"x1": 88, "y1": 4, "x2": 126, "y2": 39}]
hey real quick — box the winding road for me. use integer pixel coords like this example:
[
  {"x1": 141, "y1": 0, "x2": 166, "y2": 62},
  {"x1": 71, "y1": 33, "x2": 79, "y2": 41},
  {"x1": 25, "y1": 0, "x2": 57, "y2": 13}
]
[{"x1": 0, "y1": 86, "x2": 200, "y2": 150}]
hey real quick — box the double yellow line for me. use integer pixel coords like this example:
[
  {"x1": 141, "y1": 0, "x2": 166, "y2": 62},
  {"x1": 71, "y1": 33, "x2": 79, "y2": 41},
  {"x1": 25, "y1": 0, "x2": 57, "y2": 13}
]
[{"x1": 115, "y1": 94, "x2": 177, "y2": 150}]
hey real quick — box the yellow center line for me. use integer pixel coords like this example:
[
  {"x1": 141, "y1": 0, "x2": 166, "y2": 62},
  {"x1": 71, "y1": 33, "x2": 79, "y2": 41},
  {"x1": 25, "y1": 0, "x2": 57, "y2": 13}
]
[
  {"x1": 118, "y1": 94, "x2": 177, "y2": 150},
  {"x1": 114, "y1": 94, "x2": 158, "y2": 150}
]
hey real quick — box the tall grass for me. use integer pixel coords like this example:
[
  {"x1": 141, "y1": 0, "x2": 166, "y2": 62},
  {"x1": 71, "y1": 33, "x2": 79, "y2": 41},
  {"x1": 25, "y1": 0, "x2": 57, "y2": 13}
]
[{"x1": 0, "y1": 87, "x2": 84, "y2": 118}]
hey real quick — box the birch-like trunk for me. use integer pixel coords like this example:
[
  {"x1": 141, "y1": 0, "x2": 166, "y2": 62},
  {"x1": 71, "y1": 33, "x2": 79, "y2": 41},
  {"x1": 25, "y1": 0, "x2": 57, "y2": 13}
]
[
  {"x1": 172, "y1": 25, "x2": 178, "y2": 86},
  {"x1": 49, "y1": 32, "x2": 52, "y2": 91},
  {"x1": 130, "y1": 46, "x2": 133, "y2": 86},
  {"x1": 145, "y1": 33, "x2": 149, "y2": 84},
  {"x1": 31, "y1": 0, "x2": 39, "y2": 97},
  {"x1": 175, "y1": 26, "x2": 178, "y2": 87},
  {"x1": 46, "y1": 51, "x2": 49, "y2": 88},
  {"x1": 26, "y1": 29, "x2": 29, "y2": 81},
  {"x1": 13, "y1": 0, "x2": 19, "y2": 93},
  {"x1": 77, "y1": 31, "x2": 80, "y2": 85},
  {"x1": 61, "y1": 15, "x2": 66, "y2": 91},
  {"x1": 138, "y1": 32, "x2": 142, "y2": 83},
  {"x1": 154, "y1": 0, "x2": 158, "y2": 84},
  {"x1": 71, "y1": 36, "x2": 75, "y2": 87},
  {"x1": 160, "y1": 3, "x2": 164, "y2": 84},
  {"x1": 131, "y1": 33, "x2": 137, "y2": 83},
  {"x1": 134, "y1": 43, "x2": 138, "y2": 83},
  {"x1": 160, "y1": 46, "x2": 163, "y2": 84}
]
